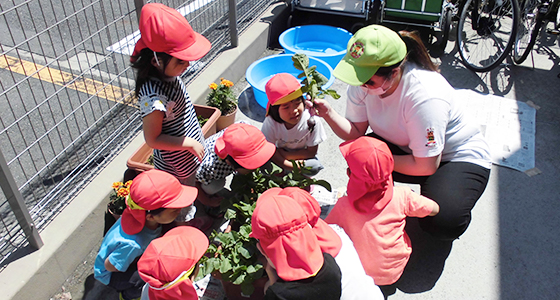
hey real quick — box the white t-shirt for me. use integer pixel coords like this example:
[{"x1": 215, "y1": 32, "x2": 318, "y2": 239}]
[
  {"x1": 345, "y1": 63, "x2": 491, "y2": 169},
  {"x1": 330, "y1": 224, "x2": 384, "y2": 300},
  {"x1": 261, "y1": 109, "x2": 327, "y2": 150}
]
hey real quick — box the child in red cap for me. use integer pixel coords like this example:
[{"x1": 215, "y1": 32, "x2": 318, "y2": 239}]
[
  {"x1": 280, "y1": 187, "x2": 384, "y2": 300},
  {"x1": 94, "y1": 169, "x2": 198, "y2": 300},
  {"x1": 214, "y1": 122, "x2": 276, "y2": 175},
  {"x1": 137, "y1": 226, "x2": 209, "y2": 300},
  {"x1": 325, "y1": 137, "x2": 439, "y2": 286},
  {"x1": 250, "y1": 188, "x2": 342, "y2": 300},
  {"x1": 131, "y1": 3, "x2": 210, "y2": 189},
  {"x1": 261, "y1": 73, "x2": 327, "y2": 176}
]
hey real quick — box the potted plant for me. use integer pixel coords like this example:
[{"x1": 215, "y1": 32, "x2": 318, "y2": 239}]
[
  {"x1": 207, "y1": 78, "x2": 238, "y2": 131},
  {"x1": 196, "y1": 162, "x2": 331, "y2": 299},
  {"x1": 107, "y1": 180, "x2": 132, "y2": 218}
]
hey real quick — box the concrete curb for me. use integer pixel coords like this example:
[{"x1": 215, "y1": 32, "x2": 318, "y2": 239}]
[{"x1": 2, "y1": 3, "x2": 288, "y2": 300}]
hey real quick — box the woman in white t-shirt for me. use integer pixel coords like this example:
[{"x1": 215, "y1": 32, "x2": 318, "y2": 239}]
[{"x1": 310, "y1": 25, "x2": 491, "y2": 241}]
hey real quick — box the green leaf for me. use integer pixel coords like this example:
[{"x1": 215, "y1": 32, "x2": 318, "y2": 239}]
[
  {"x1": 240, "y1": 282, "x2": 255, "y2": 296},
  {"x1": 246, "y1": 264, "x2": 263, "y2": 274},
  {"x1": 314, "y1": 72, "x2": 328, "y2": 86},
  {"x1": 224, "y1": 208, "x2": 236, "y2": 220},
  {"x1": 209, "y1": 257, "x2": 221, "y2": 271},
  {"x1": 238, "y1": 244, "x2": 252, "y2": 259},
  {"x1": 313, "y1": 179, "x2": 332, "y2": 191},
  {"x1": 219, "y1": 257, "x2": 233, "y2": 273},
  {"x1": 239, "y1": 224, "x2": 252, "y2": 238},
  {"x1": 232, "y1": 272, "x2": 247, "y2": 285}
]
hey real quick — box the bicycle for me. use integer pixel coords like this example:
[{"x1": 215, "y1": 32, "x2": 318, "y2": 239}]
[
  {"x1": 456, "y1": 0, "x2": 520, "y2": 72},
  {"x1": 513, "y1": 0, "x2": 559, "y2": 64}
]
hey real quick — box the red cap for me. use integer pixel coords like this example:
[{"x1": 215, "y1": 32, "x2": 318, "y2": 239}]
[
  {"x1": 121, "y1": 169, "x2": 198, "y2": 235},
  {"x1": 131, "y1": 3, "x2": 211, "y2": 62},
  {"x1": 339, "y1": 137, "x2": 394, "y2": 213},
  {"x1": 265, "y1": 73, "x2": 303, "y2": 116},
  {"x1": 250, "y1": 188, "x2": 323, "y2": 281},
  {"x1": 138, "y1": 226, "x2": 209, "y2": 300},
  {"x1": 279, "y1": 187, "x2": 342, "y2": 257},
  {"x1": 214, "y1": 123, "x2": 275, "y2": 170}
]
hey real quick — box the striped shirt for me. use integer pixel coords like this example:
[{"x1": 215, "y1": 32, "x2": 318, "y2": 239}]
[{"x1": 138, "y1": 77, "x2": 203, "y2": 180}]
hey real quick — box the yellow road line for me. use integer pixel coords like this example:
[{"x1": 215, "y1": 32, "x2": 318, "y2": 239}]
[{"x1": 1, "y1": 54, "x2": 136, "y2": 106}]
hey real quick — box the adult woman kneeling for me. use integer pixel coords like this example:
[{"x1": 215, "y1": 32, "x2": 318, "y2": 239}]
[{"x1": 310, "y1": 25, "x2": 491, "y2": 240}]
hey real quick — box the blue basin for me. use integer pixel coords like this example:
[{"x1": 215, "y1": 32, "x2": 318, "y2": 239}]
[
  {"x1": 279, "y1": 25, "x2": 352, "y2": 69},
  {"x1": 246, "y1": 54, "x2": 334, "y2": 109}
]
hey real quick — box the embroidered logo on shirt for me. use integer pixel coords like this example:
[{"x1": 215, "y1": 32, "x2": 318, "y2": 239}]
[
  {"x1": 350, "y1": 41, "x2": 365, "y2": 59},
  {"x1": 425, "y1": 128, "x2": 437, "y2": 147}
]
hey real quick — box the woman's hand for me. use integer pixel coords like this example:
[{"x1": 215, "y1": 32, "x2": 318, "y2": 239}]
[{"x1": 305, "y1": 98, "x2": 332, "y2": 118}]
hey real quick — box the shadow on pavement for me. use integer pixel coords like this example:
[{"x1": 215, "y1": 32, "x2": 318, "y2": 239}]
[{"x1": 237, "y1": 86, "x2": 266, "y2": 123}]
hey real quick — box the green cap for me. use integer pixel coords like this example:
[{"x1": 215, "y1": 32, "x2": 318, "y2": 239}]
[{"x1": 333, "y1": 25, "x2": 407, "y2": 86}]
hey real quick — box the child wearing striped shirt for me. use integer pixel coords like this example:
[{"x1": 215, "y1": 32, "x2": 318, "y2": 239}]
[{"x1": 131, "y1": 3, "x2": 210, "y2": 190}]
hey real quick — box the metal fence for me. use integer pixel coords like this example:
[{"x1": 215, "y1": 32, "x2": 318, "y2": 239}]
[{"x1": 0, "y1": 0, "x2": 276, "y2": 270}]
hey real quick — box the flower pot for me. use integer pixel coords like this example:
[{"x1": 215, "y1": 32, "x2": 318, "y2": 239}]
[
  {"x1": 126, "y1": 104, "x2": 220, "y2": 174},
  {"x1": 104, "y1": 206, "x2": 121, "y2": 236},
  {"x1": 107, "y1": 206, "x2": 121, "y2": 220},
  {"x1": 216, "y1": 105, "x2": 237, "y2": 131}
]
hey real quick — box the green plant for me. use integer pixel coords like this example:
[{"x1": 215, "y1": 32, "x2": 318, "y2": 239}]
[
  {"x1": 196, "y1": 162, "x2": 331, "y2": 295},
  {"x1": 206, "y1": 78, "x2": 238, "y2": 115},
  {"x1": 197, "y1": 115, "x2": 209, "y2": 127},
  {"x1": 107, "y1": 180, "x2": 132, "y2": 215},
  {"x1": 292, "y1": 53, "x2": 341, "y2": 102}
]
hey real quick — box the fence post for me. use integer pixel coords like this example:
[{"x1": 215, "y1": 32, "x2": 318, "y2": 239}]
[
  {"x1": 228, "y1": 0, "x2": 238, "y2": 47},
  {"x1": 134, "y1": 0, "x2": 146, "y2": 23},
  {"x1": 0, "y1": 151, "x2": 43, "y2": 249}
]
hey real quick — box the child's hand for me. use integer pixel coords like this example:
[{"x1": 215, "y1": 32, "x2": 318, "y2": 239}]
[{"x1": 188, "y1": 140, "x2": 205, "y2": 161}]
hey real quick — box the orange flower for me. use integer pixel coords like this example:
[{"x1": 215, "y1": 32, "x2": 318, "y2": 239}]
[
  {"x1": 209, "y1": 83, "x2": 218, "y2": 90},
  {"x1": 221, "y1": 79, "x2": 234, "y2": 88},
  {"x1": 125, "y1": 180, "x2": 133, "y2": 188},
  {"x1": 112, "y1": 182, "x2": 122, "y2": 190},
  {"x1": 117, "y1": 187, "x2": 129, "y2": 197}
]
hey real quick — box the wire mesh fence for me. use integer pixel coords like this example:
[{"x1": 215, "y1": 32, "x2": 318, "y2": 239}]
[{"x1": 0, "y1": 0, "x2": 276, "y2": 270}]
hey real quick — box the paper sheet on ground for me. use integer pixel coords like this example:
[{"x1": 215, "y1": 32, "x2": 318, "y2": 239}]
[{"x1": 457, "y1": 89, "x2": 536, "y2": 172}]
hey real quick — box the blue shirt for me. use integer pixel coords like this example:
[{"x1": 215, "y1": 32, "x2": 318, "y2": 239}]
[{"x1": 94, "y1": 218, "x2": 162, "y2": 285}]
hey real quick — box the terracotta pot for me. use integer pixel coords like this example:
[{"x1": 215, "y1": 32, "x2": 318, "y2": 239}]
[
  {"x1": 216, "y1": 105, "x2": 237, "y2": 131},
  {"x1": 126, "y1": 104, "x2": 220, "y2": 174}
]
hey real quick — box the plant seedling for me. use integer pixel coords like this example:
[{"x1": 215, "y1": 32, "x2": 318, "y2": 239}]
[{"x1": 292, "y1": 53, "x2": 340, "y2": 131}]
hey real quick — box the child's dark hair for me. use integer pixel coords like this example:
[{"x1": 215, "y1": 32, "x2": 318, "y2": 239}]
[
  {"x1": 146, "y1": 207, "x2": 166, "y2": 216},
  {"x1": 375, "y1": 30, "x2": 439, "y2": 79},
  {"x1": 268, "y1": 96, "x2": 304, "y2": 124},
  {"x1": 131, "y1": 47, "x2": 173, "y2": 96},
  {"x1": 225, "y1": 155, "x2": 244, "y2": 170}
]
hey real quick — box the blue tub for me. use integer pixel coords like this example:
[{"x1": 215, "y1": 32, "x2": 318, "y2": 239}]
[
  {"x1": 279, "y1": 25, "x2": 352, "y2": 69},
  {"x1": 246, "y1": 54, "x2": 335, "y2": 109}
]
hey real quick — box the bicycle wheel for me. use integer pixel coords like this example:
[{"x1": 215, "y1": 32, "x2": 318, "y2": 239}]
[
  {"x1": 513, "y1": 0, "x2": 543, "y2": 64},
  {"x1": 457, "y1": 0, "x2": 520, "y2": 72},
  {"x1": 439, "y1": 5, "x2": 453, "y2": 51}
]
